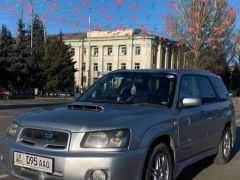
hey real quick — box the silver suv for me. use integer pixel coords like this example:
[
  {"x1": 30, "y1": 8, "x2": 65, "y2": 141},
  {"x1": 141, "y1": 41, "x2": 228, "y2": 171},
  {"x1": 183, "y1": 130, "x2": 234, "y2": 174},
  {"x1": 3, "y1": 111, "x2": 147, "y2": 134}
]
[{"x1": 0, "y1": 69, "x2": 236, "y2": 180}]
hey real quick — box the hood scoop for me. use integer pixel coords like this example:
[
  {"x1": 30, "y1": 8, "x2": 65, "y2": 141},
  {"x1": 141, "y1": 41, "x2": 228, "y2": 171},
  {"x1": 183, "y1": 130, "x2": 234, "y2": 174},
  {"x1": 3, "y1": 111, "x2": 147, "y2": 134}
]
[{"x1": 67, "y1": 103, "x2": 104, "y2": 112}]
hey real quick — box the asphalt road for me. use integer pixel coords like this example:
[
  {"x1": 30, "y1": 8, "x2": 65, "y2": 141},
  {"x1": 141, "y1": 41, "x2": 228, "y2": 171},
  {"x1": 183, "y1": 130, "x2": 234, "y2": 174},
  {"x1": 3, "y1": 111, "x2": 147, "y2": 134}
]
[{"x1": 0, "y1": 99, "x2": 239, "y2": 180}]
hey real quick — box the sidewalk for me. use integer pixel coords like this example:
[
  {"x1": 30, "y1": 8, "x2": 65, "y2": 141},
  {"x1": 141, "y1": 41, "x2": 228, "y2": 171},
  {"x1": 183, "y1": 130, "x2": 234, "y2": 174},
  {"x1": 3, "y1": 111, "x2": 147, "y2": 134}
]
[{"x1": 233, "y1": 98, "x2": 240, "y2": 120}]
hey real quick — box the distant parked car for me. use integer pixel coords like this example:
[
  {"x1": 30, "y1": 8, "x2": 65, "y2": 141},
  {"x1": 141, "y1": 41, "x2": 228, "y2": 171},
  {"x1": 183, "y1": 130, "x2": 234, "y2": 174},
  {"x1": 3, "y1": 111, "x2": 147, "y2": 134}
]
[
  {"x1": 0, "y1": 69, "x2": 236, "y2": 180},
  {"x1": 0, "y1": 90, "x2": 9, "y2": 99}
]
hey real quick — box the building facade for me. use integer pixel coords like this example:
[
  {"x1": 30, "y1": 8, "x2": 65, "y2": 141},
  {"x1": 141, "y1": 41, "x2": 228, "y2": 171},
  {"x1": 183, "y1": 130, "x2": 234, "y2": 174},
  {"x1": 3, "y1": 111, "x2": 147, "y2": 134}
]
[{"x1": 63, "y1": 29, "x2": 181, "y2": 88}]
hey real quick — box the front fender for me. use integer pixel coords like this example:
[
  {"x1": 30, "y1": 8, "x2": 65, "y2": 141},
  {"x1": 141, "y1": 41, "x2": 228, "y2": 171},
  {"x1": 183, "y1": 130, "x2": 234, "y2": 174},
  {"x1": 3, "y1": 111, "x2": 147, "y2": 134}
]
[{"x1": 139, "y1": 122, "x2": 177, "y2": 151}]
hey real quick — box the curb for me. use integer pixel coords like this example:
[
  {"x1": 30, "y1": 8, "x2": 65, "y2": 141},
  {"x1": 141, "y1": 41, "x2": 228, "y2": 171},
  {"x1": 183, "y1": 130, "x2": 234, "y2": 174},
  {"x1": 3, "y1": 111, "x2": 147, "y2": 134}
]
[{"x1": 0, "y1": 103, "x2": 67, "y2": 110}]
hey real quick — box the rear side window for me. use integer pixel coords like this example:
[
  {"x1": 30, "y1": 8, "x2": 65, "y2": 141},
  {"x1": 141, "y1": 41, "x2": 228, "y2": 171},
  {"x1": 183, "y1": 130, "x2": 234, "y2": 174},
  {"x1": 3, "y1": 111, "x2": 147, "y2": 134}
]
[
  {"x1": 211, "y1": 77, "x2": 229, "y2": 101},
  {"x1": 196, "y1": 76, "x2": 217, "y2": 103}
]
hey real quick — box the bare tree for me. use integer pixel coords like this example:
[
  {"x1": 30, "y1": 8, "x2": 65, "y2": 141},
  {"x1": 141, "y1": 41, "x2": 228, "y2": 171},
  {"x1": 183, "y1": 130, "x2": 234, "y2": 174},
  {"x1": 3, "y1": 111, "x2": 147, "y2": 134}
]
[{"x1": 168, "y1": 0, "x2": 236, "y2": 70}]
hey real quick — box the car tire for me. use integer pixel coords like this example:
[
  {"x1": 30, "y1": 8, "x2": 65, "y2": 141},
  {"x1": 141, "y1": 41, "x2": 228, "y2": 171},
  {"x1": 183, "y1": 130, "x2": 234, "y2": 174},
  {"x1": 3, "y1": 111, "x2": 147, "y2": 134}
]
[
  {"x1": 214, "y1": 127, "x2": 232, "y2": 164},
  {"x1": 143, "y1": 143, "x2": 173, "y2": 180}
]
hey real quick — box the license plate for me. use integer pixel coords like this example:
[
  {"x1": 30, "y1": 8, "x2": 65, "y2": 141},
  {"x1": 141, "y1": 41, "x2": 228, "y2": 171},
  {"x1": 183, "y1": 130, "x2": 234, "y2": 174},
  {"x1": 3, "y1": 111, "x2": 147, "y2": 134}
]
[{"x1": 14, "y1": 152, "x2": 53, "y2": 173}]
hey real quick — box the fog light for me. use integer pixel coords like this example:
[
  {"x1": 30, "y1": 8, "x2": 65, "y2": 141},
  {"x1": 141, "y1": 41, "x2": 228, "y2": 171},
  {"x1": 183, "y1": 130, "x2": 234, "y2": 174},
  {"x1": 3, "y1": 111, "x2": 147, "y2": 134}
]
[{"x1": 91, "y1": 170, "x2": 107, "y2": 180}]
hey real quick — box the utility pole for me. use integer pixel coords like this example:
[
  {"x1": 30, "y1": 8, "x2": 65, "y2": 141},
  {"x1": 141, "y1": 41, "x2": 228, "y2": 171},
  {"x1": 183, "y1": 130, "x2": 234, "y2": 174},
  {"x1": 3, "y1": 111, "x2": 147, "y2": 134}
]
[
  {"x1": 87, "y1": 17, "x2": 91, "y2": 87},
  {"x1": 81, "y1": 36, "x2": 85, "y2": 88}
]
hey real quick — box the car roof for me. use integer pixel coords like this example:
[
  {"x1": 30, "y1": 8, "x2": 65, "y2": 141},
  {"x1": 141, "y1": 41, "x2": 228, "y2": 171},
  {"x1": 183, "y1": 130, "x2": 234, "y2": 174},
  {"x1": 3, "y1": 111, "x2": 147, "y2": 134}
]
[{"x1": 111, "y1": 68, "x2": 220, "y2": 79}]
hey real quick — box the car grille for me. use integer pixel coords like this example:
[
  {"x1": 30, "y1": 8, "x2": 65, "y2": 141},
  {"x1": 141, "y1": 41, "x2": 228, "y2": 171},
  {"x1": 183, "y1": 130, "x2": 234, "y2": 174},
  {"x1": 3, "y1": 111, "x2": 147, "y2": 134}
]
[{"x1": 18, "y1": 128, "x2": 70, "y2": 151}]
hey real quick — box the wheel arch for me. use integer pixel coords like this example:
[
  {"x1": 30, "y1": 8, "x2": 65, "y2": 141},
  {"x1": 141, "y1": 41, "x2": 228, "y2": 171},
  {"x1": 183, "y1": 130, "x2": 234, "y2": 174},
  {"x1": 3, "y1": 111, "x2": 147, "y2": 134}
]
[
  {"x1": 141, "y1": 134, "x2": 176, "y2": 180},
  {"x1": 224, "y1": 120, "x2": 236, "y2": 148}
]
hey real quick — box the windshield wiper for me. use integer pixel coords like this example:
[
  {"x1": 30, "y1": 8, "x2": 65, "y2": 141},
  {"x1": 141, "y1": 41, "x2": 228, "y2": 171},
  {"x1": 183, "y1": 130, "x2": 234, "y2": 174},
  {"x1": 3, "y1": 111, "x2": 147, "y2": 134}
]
[{"x1": 92, "y1": 99, "x2": 124, "y2": 104}]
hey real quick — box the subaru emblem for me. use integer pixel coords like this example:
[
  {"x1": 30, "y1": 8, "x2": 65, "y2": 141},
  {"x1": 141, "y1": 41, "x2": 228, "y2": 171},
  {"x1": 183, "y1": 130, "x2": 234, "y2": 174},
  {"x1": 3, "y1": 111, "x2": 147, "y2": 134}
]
[{"x1": 44, "y1": 130, "x2": 54, "y2": 141}]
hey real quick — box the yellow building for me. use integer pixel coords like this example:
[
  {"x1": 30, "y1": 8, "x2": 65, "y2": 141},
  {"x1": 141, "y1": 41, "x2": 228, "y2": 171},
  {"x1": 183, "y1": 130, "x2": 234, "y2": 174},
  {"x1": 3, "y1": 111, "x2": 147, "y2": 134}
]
[{"x1": 62, "y1": 29, "x2": 181, "y2": 88}]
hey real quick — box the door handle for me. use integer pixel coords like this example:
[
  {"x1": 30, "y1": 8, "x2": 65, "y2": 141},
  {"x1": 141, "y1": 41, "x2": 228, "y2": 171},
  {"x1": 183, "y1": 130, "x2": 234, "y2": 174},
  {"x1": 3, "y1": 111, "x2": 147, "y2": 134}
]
[{"x1": 201, "y1": 110, "x2": 213, "y2": 120}]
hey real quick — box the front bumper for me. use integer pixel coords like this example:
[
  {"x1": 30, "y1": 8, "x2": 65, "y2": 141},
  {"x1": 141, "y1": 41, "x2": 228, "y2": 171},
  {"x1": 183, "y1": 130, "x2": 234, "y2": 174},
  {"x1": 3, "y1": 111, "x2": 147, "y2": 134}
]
[{"x1": 0, "y1": 137, "x2": 146, "y2": 180}]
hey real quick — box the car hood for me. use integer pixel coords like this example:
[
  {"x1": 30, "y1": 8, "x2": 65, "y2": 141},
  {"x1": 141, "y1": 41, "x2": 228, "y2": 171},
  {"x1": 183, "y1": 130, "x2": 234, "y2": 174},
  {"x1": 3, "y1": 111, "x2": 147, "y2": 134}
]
[{"x1": 15, "y1": 102, "x2": 172, "y2": 132}]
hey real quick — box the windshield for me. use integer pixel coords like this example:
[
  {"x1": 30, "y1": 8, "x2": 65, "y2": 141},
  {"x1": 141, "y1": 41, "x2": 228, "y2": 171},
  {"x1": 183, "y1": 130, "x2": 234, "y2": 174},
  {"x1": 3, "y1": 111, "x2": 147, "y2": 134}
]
[{"x1": 77, "y1": 73, "x2": 176, "y2": 108}]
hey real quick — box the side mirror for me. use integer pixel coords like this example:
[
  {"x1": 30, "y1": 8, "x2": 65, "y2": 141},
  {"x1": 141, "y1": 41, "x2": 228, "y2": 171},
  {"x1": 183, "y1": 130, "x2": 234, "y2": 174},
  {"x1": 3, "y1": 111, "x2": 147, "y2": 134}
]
[{"x1": 181, "y1": 97, "x2": 202, "y2": 107}]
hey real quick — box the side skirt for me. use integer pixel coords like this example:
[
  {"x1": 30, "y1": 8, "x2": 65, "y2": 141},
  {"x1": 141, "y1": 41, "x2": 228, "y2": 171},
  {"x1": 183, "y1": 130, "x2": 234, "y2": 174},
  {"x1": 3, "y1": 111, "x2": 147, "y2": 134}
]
[{"x1": 173, "y1": 148, "x2": 217, "y2": 179}]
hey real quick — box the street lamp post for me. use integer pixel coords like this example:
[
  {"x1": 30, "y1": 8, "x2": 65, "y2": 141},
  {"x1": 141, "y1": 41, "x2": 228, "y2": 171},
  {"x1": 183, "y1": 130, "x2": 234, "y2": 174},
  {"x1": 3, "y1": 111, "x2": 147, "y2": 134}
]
[
  {"x1": 87, "y1": 17, "x2": 91, "y2": 87},
  {"x1": 183, "y1": 51, "x2": 193, "y2": 68}
]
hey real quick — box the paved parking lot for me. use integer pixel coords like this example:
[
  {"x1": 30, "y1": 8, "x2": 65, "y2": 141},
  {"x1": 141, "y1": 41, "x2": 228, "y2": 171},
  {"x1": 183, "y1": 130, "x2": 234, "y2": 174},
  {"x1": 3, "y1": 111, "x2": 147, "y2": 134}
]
[{"x1": 0, "y1": 98, "x2": 239, "y2": 180}]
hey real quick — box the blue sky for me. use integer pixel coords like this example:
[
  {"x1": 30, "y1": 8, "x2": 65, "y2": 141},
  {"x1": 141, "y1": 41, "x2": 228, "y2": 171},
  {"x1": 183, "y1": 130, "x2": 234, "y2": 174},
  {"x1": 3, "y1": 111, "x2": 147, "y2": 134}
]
[{"x1": 0, "y1": 0, "x2": 239, "y2": 36}]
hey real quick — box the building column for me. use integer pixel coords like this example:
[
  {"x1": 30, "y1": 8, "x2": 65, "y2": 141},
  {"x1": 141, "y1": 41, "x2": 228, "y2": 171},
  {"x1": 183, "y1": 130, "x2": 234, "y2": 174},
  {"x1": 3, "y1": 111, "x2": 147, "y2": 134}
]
[
  {"x1": 113, "y1": 45, "x2": 119, "y2": 70},
  {"x1": 171, "y1": 48, "x2": 175, "y2": 69},
  {"x1": 126, "y1": 44, "x2": 132, "y2": 69},
  {"x1": 157, "y1": 44, "x2": 162, "y2": 69},
  {"x1": 165, "y1": 47, "x2": 169, "y2": 69},
  {"x1": 98, "y1": 46, "x2": 103, "y2": 75}
]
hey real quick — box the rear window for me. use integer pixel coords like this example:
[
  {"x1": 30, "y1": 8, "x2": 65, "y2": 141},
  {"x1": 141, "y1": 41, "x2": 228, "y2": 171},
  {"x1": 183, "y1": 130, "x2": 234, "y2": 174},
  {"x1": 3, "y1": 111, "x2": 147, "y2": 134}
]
[{"x1": 211, "y1": 77, "x2": 229, "y2": 101}]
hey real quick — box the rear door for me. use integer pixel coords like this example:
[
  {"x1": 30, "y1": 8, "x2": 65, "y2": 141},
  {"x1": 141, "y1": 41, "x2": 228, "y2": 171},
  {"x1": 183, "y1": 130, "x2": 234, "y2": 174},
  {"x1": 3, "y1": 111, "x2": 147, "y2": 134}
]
[{"x1": 207, "y1": 77, "x2": 235, "y2": 148}]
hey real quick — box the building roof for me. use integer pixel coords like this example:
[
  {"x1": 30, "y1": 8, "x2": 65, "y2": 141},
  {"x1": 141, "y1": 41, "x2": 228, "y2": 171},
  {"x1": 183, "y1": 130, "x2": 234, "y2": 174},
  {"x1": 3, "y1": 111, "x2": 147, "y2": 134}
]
[
  {"x1": 48, "y1": 32, "x2": 87, "y2": 40},
  {"x1": 50, "y1": 29, "x2": 156, "y2": 40},
  {"x1": 49, "y1": 28, "x2": 177, "y2": 46}
]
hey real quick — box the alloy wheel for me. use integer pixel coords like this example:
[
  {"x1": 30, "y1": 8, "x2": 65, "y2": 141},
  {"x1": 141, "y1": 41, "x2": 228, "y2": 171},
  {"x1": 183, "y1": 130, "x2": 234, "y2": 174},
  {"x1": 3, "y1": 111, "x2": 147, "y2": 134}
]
[{"x1": 149, "y1": 153, "x2": 169, "y2": 180}]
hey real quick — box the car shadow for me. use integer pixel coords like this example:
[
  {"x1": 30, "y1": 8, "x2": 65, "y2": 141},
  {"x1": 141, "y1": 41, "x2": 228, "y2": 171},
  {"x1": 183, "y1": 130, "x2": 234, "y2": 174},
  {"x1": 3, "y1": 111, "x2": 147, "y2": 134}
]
[{"x1": 176, "y1": 126, "x2": 240, "y2": 180}]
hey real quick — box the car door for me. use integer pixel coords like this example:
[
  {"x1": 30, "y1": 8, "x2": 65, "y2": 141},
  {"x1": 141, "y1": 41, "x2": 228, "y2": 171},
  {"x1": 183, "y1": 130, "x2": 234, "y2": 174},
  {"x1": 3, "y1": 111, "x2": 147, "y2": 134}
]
[
  {"x1": 207, "y1": 76, "x2": 234, "y2": 148},
  {"x1": 177, "y1": 75, "x2": 210, "y2": 161},
  {"x1": 195, "y1": 76, "x2": 221, "y2": 150}
]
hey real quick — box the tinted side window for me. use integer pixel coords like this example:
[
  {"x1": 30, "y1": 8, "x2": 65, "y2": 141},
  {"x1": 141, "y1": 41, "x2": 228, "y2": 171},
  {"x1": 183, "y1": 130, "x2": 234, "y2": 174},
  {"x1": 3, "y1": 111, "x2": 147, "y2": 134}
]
[
  {"x1": 196, "y1": 76, "x2": 217, "y2": 103},
  {"x1": 211, "y1": 77, "x2": 229, "y2": 101},
  {"x1": 179, "y1": 76, "x2": 200, "y2": 99}
]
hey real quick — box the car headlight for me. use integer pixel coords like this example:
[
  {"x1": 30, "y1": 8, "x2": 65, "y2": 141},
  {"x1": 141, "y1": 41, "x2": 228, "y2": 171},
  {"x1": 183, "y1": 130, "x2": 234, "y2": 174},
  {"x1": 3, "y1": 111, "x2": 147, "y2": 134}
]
[
  {"x1": 81, "y1": 129, "x2": 130, "y2": 148},
  {"x1": 7, "y1": 122, "x2": 19, "y2": 137}
]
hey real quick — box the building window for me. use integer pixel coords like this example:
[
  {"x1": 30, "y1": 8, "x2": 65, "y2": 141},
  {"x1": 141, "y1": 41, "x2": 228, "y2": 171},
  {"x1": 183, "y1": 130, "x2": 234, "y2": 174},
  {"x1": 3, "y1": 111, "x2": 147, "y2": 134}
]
[
  {"x1": 135, "y1": 45, "x2": 141, "y2": 55},
  {"x1": 121, "y1": 63, "x2": 126, "y2": 69},
  {"x1": 107, "y1": 63, "x2": 112, "y2": 71},
  {"x1": 83, "y1": 47, "x2": 86, "y2": 55},
  {"x1": 106, "y1": 46, "x2": 113, "y2": 56},
  {"x1": 92, "y1": 47, "x2": 98, "y2": 56},
  {"x1": 134, "y1": 63, "x2": 140, "y2": 69},
  {"x1": 120, "y1": 46, "x2": 127, "y2": 55},
  {"x1": 82, "y1": 63, "x2": 86, "y2": 71},
  {"x1": 94, "y1": 63, "x2": 98, "y2": 72}
]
